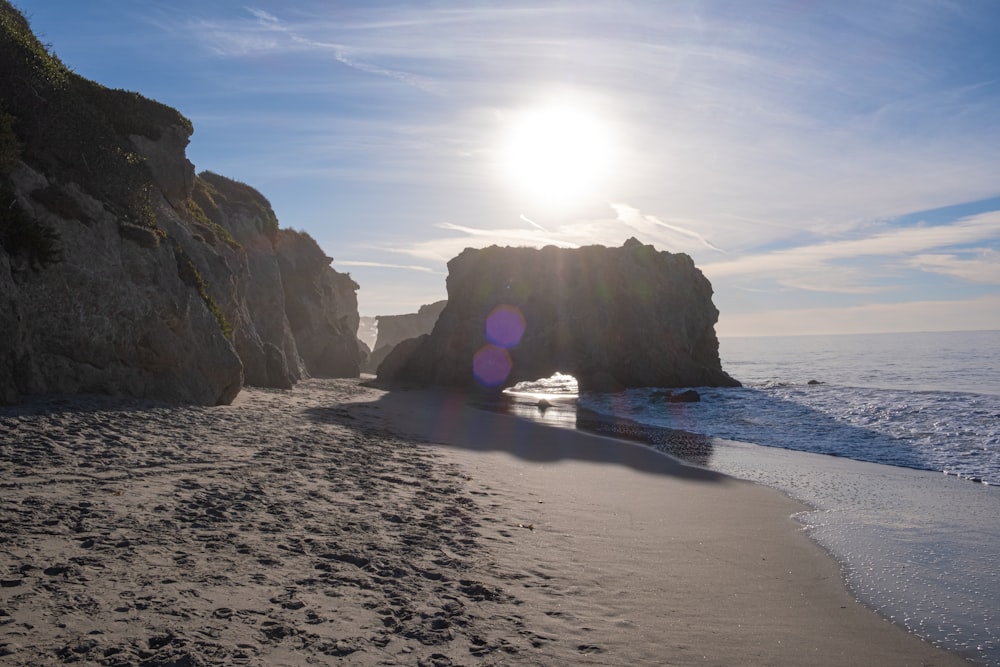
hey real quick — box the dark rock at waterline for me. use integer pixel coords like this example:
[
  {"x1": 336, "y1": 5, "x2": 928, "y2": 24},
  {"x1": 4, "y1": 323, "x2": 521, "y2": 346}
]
[
  {"x1": 808, "y1": 379, "x2": 824, "y2": 385},
  {"x1": 650, "y1": 389, "x2": 701, "y2": 403},
  {"x1": 377, "y1": 238, "x2": 740, "y2": 392}
]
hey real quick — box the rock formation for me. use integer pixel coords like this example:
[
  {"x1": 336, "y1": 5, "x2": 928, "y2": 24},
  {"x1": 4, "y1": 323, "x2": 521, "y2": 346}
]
[
  {"x1": 377, "y1": 239, "x2": 740, "y2": 392},
  {"x1": 0, "y1": 3, "x2": 361, "y2": 404},
  {"x1": 275, "y1": 229, "x2": 361, "y2": 378},
  {"x1": 365, "y1": 300, "x2": 447, "y2": 373}
]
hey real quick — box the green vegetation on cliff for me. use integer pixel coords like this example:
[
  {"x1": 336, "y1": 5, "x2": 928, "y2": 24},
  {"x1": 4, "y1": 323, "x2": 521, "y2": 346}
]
[
  {"x1": 195, "y1": 171, "x2": 280, "y2": 242},
  {"x1": 175, "y1": 247, "x2": 233, "y2": 340},
  {"x1": 0, "y1": 0, "x2": 191, "y2": 229}
]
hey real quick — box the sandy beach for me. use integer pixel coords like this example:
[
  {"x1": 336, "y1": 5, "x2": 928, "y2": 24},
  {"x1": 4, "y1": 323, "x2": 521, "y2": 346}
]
[{"x1": 0, "y1": 379, "x2": 966, "y2": 666}]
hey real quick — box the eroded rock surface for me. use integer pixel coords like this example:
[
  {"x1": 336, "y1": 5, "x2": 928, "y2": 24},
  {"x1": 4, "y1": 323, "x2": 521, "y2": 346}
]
[
  {"x1": 0, "y1": 3, "x2": 361, "y2": 404},
  {"x1": 378, "y1": 239, "x2": 740, "y2": 392}
]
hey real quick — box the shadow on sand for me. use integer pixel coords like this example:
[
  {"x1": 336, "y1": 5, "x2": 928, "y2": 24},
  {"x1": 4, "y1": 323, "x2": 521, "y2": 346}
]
[{"x1": 304, "y1": 386, "x2": 724, "y2": 483}]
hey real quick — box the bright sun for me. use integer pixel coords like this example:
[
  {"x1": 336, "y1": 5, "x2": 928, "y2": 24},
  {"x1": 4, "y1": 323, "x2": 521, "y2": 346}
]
[{"x1": 501, "y1": 104, "x2": 614, "y2": 210}]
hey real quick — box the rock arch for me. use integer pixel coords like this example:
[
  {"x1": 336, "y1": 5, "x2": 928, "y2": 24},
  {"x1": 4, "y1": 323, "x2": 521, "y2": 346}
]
[{"x1": 377, "y1": 239, "x2": 740, "y2": 392}]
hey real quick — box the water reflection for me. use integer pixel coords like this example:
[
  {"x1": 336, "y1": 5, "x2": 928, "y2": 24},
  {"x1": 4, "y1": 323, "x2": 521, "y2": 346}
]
[
  {"x1": 477, "y1": 388, "x2": 715, "y2": 468},
  {"x1": 477, "y1": 391, "x2": 579, "y2": 429}
]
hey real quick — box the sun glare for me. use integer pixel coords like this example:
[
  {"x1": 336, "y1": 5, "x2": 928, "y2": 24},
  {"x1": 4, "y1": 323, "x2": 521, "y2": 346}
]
[{"x1": 500, "y1": 104, "x2": 614, "y2": 211}]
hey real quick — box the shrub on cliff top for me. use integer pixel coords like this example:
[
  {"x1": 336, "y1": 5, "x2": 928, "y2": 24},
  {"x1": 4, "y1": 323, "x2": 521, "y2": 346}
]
[{"x1": 0, "y1": 1, "x2": 191, "y2": 229}]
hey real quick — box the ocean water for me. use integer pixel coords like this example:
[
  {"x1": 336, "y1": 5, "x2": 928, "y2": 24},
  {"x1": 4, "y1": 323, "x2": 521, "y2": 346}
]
[
  {"x1": 521, "y1": 330, "x2": 1000, "y2": 484},
  {"x1": 503, "y1": 330, "x2": 1000, "y2": 664}
]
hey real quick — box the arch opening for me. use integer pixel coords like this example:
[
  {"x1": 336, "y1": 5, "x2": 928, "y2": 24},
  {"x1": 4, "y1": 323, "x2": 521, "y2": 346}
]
[{"x1": 501, "y1": 372, "x2": 579, "y2": 428}]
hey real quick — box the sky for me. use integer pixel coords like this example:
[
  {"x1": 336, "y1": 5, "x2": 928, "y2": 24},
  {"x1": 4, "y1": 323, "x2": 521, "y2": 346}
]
[{"x1": 14, "y1": 0, "x2": 1000, "y2": 336}]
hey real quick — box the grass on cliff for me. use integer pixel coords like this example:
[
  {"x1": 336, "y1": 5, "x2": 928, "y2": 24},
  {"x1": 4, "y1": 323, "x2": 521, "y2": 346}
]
[
  {"x1": 175, "y1": 247, "x2": 233, "y2": 340},
  {"x1": 187, "y1": 197, "x2": 241, "y2": 250},
  {"x1": 195, "y1": 172, "x2": 280, "y2": 242},
  {"x1": 0, "y1": 1, "x2": 191, "y2": 229}
]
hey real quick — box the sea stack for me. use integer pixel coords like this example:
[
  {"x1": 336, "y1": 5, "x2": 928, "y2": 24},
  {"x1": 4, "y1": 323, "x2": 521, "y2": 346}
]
[{"x1": 377, "y1": 238, "x2": 740, "y2": 392}]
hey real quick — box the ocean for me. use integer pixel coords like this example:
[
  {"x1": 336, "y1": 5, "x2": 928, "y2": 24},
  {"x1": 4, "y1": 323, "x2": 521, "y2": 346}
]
[{"x1": 502, "y1": 329, "x2": 1000, "y2": 665}]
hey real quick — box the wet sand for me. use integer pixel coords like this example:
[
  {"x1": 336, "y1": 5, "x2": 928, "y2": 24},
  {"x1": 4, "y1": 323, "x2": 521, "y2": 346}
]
[{"x1": 0, "y1": 379, "x2": 966, "y2": 665}]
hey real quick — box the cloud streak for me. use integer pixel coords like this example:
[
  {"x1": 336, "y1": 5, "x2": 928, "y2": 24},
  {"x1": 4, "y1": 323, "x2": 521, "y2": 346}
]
[
  {"x1": 190, "y1": 6, "x2": 434, "y2": 90},
  {"x1": 382, "y1": 202, "x2": 734, "y2": 266},
  {"x1": 334, "y1": 260, "x2": 438, "y2": 273},
  {"x1": 703, "y1": 211, "x2": 1000, "y2": 281},
  {"x1": 610, "y1": 203, "x2": 725, "y2": 253},
  {"x1": 906, "y1": 249, "x2": 1000, "y2": 285}
]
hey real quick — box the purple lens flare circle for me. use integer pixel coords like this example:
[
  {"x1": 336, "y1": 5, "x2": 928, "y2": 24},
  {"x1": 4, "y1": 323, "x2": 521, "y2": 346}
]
[
  {"x1": 472, "y1": 344, "x2": 513, "y2": 387},
  {"x1": 486, "y1": 304, "x2": 526, "y2": 349}
]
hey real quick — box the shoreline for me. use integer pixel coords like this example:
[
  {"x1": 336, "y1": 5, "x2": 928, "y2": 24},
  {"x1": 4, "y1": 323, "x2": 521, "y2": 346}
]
[
  {"x1": 1, "y1": 379, "x2": 971, "y2": 665},
  {"x1": 358, "y1": 382, "x2": 973, "y2": 665},
  {"x1": 477, "y1": 386, "x2": 999, "y2": 665}
]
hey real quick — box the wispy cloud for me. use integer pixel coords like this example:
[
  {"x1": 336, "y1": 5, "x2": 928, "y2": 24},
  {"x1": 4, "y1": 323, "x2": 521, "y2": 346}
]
[
  {"x1": 393, "y1": 222, "x2": 577, "y2": 264},
  {"x1": 703, "y1": 211, "x2": 1000, "y2": 282},
  {"x1": 381, "y1": 202, "x2": 730, "y2": 265},
  {"x1": 334, "y1": 260, "x2": 438, "y2": 273},
  {"x1": 520, "y1": 214, "x2": 547, "y2": 232},
  {"x1": 906, "y1": 249, "x2": 1000, "y2": 284},
  {"x1": 188, "y1": 6, "x2": 434, "y2": 90},
  {"x1": 610, "y1": 203, "x2": 724, "y2": 253}
]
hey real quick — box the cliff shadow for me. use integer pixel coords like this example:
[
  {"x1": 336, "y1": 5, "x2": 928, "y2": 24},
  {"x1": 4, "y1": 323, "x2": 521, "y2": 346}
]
[
  {"x1": 303, "y1": 387, "x2": 725, "y2": 483},
  {"x1": 467, "y1": 392, "x2": 717, "y2": 469}
]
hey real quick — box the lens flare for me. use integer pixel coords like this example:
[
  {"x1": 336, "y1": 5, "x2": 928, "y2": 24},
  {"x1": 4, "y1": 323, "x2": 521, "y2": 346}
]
[
  {"x1": 486, "y1": 304, "x2": 526, "y2": 349},
  {"x1": 473, "y1": 344, "x2": 513, "y2": 387}
]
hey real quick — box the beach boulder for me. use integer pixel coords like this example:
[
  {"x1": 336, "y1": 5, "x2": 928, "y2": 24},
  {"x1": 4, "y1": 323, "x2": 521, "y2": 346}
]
[{"x1": 377, "y1": 239, "x2": 740, "y2": 392}]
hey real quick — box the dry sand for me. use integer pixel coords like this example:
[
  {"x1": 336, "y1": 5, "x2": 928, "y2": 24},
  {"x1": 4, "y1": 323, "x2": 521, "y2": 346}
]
[{"x1": 0, "y1": 379, "x2": 967, "y2": 666}]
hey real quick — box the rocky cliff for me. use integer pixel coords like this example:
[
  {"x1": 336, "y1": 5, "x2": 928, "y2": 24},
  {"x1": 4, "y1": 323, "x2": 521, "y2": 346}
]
[
  {"x1": 275, "y1": 228, "x2": 361, "y2": 379},
  {"x1": 365, "y1": 300, "x2": 447, "y2": 373},
  {"x1": 0, "y1": 3, "x2": 361, "y2": 404},
  {"x1": 377, "y1": 239, "x2": 740, "y2": 392}
]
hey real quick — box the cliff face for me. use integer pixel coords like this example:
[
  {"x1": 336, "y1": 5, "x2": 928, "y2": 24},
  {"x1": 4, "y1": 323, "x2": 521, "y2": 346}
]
[
  {"x1": 276, "y1": 229, "x2": 362, "y2": 378},
  {"x1": 377, "y1": 239, "x2": 740, "y2": 392},
  {"x1": 1, "y1": 164, "x2": 244, "y2": 405},
  {"x1": 365, "y1": 300, "x2": 447, "y2": 373},
  {"x1": 0, "y1": 3, "x2": 361, "y2": 404}
]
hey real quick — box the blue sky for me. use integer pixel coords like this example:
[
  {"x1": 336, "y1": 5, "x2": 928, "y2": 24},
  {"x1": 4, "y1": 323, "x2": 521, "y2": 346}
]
[{"x1": 16, "y1": 0, "x2": 1000, "y2": 335}]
